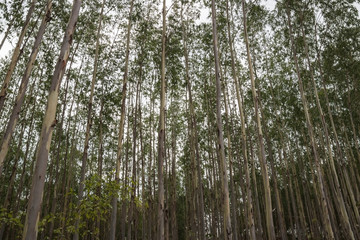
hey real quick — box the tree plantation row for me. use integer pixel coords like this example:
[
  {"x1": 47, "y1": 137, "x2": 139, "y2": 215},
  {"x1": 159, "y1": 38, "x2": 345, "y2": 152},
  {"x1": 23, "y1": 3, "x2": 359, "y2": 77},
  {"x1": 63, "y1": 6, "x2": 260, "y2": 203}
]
[{"x1": 0, "y1": 0, "x2": 359, "y2": 239}]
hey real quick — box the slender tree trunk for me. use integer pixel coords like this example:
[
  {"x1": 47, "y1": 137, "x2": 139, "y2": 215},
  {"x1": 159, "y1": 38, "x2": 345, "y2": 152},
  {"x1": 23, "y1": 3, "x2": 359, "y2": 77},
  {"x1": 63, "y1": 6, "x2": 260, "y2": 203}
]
[
  {"x1": 248, "y1": 136, "x2": 265, "y2": 239},
  {"x1": 260, "y1": 110, "x2": 288, "y2": 239},
  {"x1": 170, "y1": 120, "x2": 178, "y2": 240},
  {"x1": 226, "y1": 2, "x2": 256, "y2": 239},
  {"x1": 73, "y1": 3, "x2": 103, "y2": 238},
  {"x1": 128, "y1": 79, "x2": 140, "y2": 240},
  {"x1": 298, "y1": 14, "x2": 355, "y2": 239},
  {"x1": 0, "y1": 9, "x2": 19, "y2": 51},
  {"x1": 241, "y1": 1, "x2": 275, "y2": 239},
  {"x1": 210, "y1": 1, "x2": 232, "y2": 239},
  {"x1": 48, "y1": 38, "x2": 80, "y2": 240},
  {"x1": 285, "y1": 3, "x2": 334, "y2": 238},
  {"x1": 0, "y1": 0, "x2": 37, "y2": 114},
  {"x1": 109, "y1": 1, "x2": 134, "y2": 238},
  {"x1": 180, "y1": 4, "x2": 205, "y2": 239},
  {"x1": 0, "y1": 0, "x2": 51, "y2": 176},
  {"x1": 13, "y1": 75, "x2": 38, "y2": 215},
  {"x1": 157, "y1": 1, "x2": 167, "y2": 239},
  {"x1": 96, "y1": 96, "x2": 104, "y2": 239},
  {"x1": 21, "y1": 1, "x2": 81, "y2": 239},
  {"x1": 61, "y1": 103, "x2": 80, "y2": 237},
  {"x1": 0, "y1": 123, "x2": 25, "y2": 239}
]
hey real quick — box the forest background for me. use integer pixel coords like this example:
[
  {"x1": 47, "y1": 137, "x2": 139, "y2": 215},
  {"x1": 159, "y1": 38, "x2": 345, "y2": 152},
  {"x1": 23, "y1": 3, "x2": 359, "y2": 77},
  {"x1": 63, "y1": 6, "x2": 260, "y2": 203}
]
[{"x1": 0, "y1": 0, "x2": 360, "y2": 239}]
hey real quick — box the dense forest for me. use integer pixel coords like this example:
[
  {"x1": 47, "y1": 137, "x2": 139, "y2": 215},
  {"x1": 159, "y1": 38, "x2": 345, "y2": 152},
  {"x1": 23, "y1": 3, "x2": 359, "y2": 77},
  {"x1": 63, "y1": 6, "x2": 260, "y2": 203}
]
[{"x1": 0, "y1": 0, "x2": 359, "y2": 239}]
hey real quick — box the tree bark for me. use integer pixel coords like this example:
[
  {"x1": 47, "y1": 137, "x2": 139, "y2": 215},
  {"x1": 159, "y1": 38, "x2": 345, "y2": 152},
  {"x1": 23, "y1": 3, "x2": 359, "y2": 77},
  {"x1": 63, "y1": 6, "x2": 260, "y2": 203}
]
[
  {"x1": 157, "y1": 1, "x2": 167, "y2": 239},
  {"x1": 241, "y1": 1, "x2": 275, "y2": 239},
  {"x1": 0, "y1": 0, "x2": 37, "y2": 114},
  {"x1": 73, "y1": 2, "x2": 103, "y2": 238},
  {"x1": 109, "y1": 1, "x2": 135, "y2": 238},
  {"x1": 21, "y1": 1, "x2": 81, "y2": 239},
  {"x1": 285, "y1": 2, "x2": 335, "y2": 238},
  {"x1": 210, "y1": 0, "x2": 232, "y2": 239}
]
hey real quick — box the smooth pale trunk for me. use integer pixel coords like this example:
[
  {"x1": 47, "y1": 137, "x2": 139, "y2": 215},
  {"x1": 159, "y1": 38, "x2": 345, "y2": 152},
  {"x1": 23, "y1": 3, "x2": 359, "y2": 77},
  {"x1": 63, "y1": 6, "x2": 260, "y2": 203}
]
[
  {"x1": 157, "y1": 0, "x2": 167, "y2": 239},
  {"x1": 285, "y1": 3, "x2": 334, "y2": 238},
  {"x1": 211, "y1": 0, "x2": 233, "y2": 239},
  {"x1": 0, "y1": 0, "x2": 37, "y2": 113},
  {"x1": 180, "y1": 4, "x2": 206, "y2": 239},
  {"x1": 109, "y1": 1, "x2": 134, "y2": 238},
  {"x1": 241, "y1": 0, "x2": 275, "y2": 239},
  {"x1": 22, "y1": 1, "x2": 81, "y2": 239},
  {"x1": 73, "y1": 2, "x2": 104, "y2": 239},
  {"x1": 0, "y1": 0, "x2": 52, "y2": 177}
]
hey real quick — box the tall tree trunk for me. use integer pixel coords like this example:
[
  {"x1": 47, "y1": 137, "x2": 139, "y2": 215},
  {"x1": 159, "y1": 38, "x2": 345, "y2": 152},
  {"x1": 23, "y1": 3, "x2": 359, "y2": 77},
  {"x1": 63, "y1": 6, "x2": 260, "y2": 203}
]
[
  {"x1": 157, "y1": 0, "x2": 166, "y2": 238},
  {"x1": 222, "y1": 82, "x2": 239, "y2": 240},
  {"x1": 241, "y1": 1, "x2": 275, "y2": 239},
  {"x1": 170, "y1": 120, "x2": 178, "y2": 240},
  {"x1": 109, "y1": 1, "x2": 134, "y2": 238},
  {"x1": 298, "y1": 13, "x2": 355, "y2": 239},
  {"x1": 210, "y1": 0, "x2": 232, "y2": 239},
  {"x1": 180, "y1": 3, "x2": 205, "y2": 239},
  {"x1": 0, "y1": 0, "x2": 37, "y2": 114},
  {"x1": 73, "y1": 2, "x2": 103, "y2": 238},
  {"x1": 0, "y1": 0, "x2": 51, "y2": 176},
  {"x1": 285, "y1": 2, "x2": 334, "y2": 238},
  {"x1": 128, "y1": 79, "x2": 141, "y2": 240},
  {"x1": 48, "y1": 38, "x2": 79, "y2": 240},
  {"x1": 96, "y1": 96, "x2": 104, "y2": 239},
  {"x1": 226, "y1": 2, "x2": 256, "y2": 238},
  {"x1": 21, "y1": 1, "x2": 81, "y2": 239}
]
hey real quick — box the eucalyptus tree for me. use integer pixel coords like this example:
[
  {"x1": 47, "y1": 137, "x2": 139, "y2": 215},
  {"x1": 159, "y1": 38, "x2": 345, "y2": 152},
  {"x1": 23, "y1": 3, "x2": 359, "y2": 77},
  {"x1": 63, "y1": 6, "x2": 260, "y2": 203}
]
[
  {"x1": 0, "y1": 0, "x2": 25, "y2": 50},
  {"x1": 0, "y1": 0, "x2": 52, "y2": 177},
  {"x1": 225, "y1": 0, "x2": 256, "y2": 238},
  {"x1": 21, "y1": 0, "x2": 81, "y2": 238},
  {"x1": 73, "y1": 1, "x2": 105, "y2": 239},
  {"x1": 240, "y1": 1, "x2": 276, "y2": 239},
  {"x1": 298, "y1": 2, "x2": 357, "y2": 238},
  {"x1": 179, "y1": 1, "x2": 206, "y2": 239},
  {"x1": 282, "y1": 0, "x2": 337, "y2": 238},
  {"x1": 0, "y1": 0, "x2": 359, "y2": 239},
  {"x1": 109, "y1": 0, "x2": 135, "y2": 238},
  {"x1": 0, "y1": 0, "x2": 37, "y2": 114},
  {"x1": 156, "y1": 0, "x2": 167, "y2": 238},
  {"x1": 210, "y1": 0, "x2": 233, "y2": 239}
]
